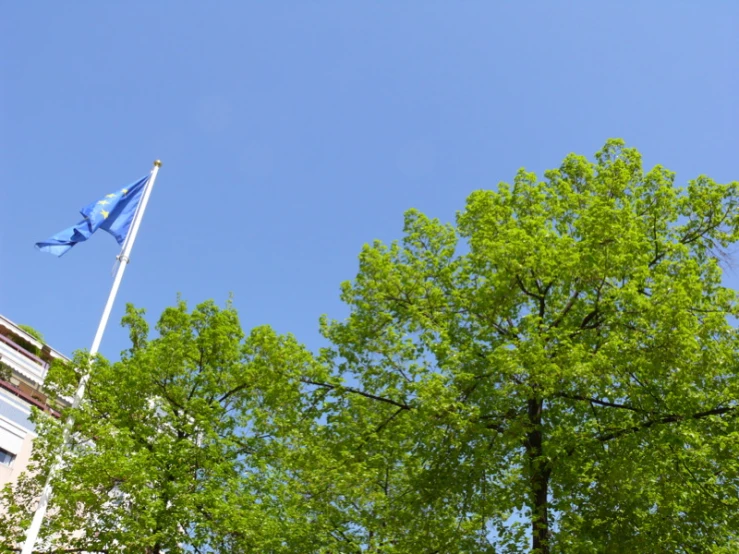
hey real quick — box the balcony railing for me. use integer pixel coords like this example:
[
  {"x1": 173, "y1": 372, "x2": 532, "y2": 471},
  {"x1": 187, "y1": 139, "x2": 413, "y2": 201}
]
[
  {"x1": 0, "y1": 334, "x2": 49, "y2": 385},
  {"x1": 0, "y1": 379, "x2": 60, "y2": 419}
]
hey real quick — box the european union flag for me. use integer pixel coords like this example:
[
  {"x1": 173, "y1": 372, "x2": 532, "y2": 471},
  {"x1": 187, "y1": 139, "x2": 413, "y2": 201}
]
[{"x1": 36, "y1": 175, "x2": 150, "y2": 257}]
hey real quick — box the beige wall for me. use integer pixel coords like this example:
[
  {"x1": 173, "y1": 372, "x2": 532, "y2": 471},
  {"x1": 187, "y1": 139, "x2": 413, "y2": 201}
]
[{"x1": 0, "y1": 416, "x2": 35, "y2": 489}]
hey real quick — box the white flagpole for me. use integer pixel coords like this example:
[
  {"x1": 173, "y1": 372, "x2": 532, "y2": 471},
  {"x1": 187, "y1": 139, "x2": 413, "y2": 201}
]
[{"x1": 20, "y1": 160, "x2": 162, "y2": 554}]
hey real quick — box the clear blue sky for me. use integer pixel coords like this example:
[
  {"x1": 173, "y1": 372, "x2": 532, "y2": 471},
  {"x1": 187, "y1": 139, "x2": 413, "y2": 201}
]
[{"x1": 1, "y1": 2, "x2": 737, "y2": 360}]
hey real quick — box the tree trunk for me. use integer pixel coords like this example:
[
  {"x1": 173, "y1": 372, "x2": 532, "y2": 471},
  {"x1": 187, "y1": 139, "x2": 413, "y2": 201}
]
[{"x1": 526, "y1": 398, "x2": 550, "y2": 554}]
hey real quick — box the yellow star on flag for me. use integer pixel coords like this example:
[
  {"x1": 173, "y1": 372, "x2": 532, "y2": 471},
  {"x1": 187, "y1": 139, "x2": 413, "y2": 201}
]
[{"x1": 100, "y1": 209, "x2": 110, "y2": 219}]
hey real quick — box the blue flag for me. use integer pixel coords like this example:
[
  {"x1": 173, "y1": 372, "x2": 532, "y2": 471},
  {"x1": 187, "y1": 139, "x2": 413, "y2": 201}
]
[{"x1": 36, "y1": 175, "x2": 150, "y2": 257}]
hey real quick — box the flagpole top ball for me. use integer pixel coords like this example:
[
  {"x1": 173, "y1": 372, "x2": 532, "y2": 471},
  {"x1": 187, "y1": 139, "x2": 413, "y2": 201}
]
[{"x1": 153, "y1": 160, "x2": 162, "y2": 167}]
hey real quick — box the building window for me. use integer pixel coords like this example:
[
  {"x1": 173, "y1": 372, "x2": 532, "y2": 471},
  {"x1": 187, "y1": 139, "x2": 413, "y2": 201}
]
[{"x1": 0, "y1": 447, "x2": 15, "y2": 467}]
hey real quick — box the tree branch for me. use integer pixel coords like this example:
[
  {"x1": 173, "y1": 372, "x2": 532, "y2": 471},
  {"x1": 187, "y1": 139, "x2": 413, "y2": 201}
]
[
  {"x1": 476, "y1": 408, "x2": 519, "y2": 434},
  {"x1": 598, "y1": 406, "x2": 736, "y2": 442},
  {"x1": 217, "y1": 382, "x2": 251, "y2": 404},
  {"x1": 515, "y1": 275, "x2": 543, "y2": 301},
  {"x1": 301, "y1": 379, "x2": 411, "y2": 410},
  {"x1": 549, "y1": 289, "x2": 581, "y2": 330},
  {"x1": 374, "y1": 406, "x2": 407, "y2": 434},
  {"x1": 555, "y1": 393, "x2": 645, "y2": 413}
]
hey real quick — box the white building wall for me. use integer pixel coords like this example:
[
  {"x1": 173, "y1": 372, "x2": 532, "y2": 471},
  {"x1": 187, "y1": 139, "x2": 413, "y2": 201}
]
[
  {"x1": 0, "y1": 314, "x2": 68, "y2": 490},
  {"x1": 0, "y1": 382, "x2": 38, "y2": 488}
]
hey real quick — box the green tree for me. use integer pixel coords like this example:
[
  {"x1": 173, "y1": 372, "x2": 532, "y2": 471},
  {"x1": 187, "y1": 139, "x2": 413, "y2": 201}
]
[
  {"x1": 3, "y1": 140, "x2": 738, "y2": 554},
  {"x1": 311, "y1": 140, "x2": 739, "y2": 552},
  {"x1": 0, "y1": 300, "x2": 326, "y2": 553}
]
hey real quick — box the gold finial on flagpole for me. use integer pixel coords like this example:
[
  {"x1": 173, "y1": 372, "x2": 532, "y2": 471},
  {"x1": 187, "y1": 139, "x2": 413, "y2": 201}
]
[{"x1": 153, "y1": 160, "x2": 162, "y2": 167}]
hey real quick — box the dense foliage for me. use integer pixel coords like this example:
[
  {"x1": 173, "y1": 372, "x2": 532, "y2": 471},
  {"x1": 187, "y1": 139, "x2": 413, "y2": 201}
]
[
  {"x1": 17, "y1": 325, "x2": 45, "y2": 345},
  {"x1": 2, "y1": 140, "x2": 738, "y2": 553}
]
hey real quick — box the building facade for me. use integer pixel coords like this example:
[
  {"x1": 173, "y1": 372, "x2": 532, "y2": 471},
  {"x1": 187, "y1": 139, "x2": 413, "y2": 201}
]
[{"x1": 0, "y1": 314, "x2": 67, "y2": 489}]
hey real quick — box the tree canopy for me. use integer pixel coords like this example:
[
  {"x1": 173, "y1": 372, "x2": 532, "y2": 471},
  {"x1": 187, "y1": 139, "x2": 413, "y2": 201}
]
[
  {"x1": 2, "y1": 140, "x2": 738, "y2": 553},
  {"x1": 1, "y1": 301, "x2": 327, "y2": 552}
]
